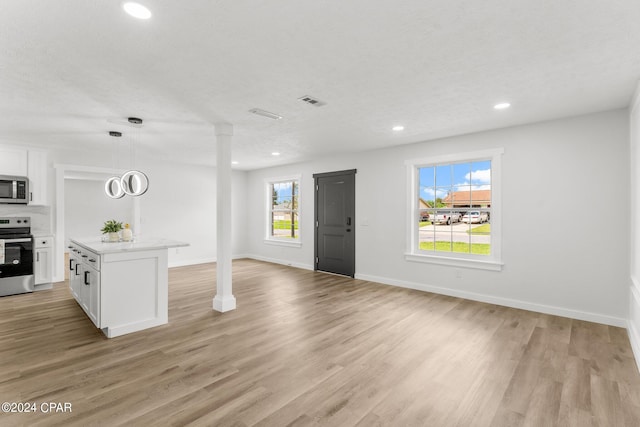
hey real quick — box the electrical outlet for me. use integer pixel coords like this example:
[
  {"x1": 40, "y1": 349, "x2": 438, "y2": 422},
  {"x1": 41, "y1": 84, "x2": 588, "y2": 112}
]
[{"x1": 455, "y1": 269, "x2": 462, "y2": 279}]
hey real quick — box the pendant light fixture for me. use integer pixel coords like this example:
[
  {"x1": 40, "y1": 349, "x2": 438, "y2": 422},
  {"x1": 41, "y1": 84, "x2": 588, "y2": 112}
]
[
  {"x1": 104, "y1": 117, "x2": 149, "y2": 198},
  {"x1": 105, "y1": 131, "x2": 125, "y2": 199},
  {"x1": 121, "y1": 117, "x2": 149, "y2": 196}
]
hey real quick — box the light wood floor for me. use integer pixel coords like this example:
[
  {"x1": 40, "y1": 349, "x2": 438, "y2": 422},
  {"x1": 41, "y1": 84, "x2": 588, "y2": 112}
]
[{"x1": 1, "y1": 259, "x2": 639, "y2": 426}]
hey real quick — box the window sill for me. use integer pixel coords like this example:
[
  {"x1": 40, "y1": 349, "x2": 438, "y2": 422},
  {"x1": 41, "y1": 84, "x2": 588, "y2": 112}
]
[
  {"x1": 404, "y1": 253, "x2": 503, "y2": 271},
  {"x1": 264, "y1": 239, "x2": 302, "y2": 248}
]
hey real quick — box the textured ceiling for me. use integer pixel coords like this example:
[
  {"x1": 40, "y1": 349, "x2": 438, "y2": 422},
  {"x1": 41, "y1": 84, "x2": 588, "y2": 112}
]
[{"x1": 1, "y1": 0, "x2": 639, "y2": 170}]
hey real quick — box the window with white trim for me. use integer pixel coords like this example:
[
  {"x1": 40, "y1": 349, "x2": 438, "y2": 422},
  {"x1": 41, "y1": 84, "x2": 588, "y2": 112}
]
[
  {"x1": 266, "y1": 177, "x2": 300, "y2": 243},
  {"x1": 405, "y1": 149, "x2": 503, "y2": 270}
]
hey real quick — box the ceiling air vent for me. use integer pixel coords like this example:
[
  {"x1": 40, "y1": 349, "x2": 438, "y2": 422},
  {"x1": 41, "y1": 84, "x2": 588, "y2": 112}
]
[
  {"x1": 298, "y1": 95, "x2": 326, "y2": 107},
  {"x1": 249, "y1": 108, "x2": 282, "y2": 120}
]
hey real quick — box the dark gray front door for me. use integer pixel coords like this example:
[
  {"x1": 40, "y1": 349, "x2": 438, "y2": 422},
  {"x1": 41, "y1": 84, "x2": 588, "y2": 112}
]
[{"x1": 313, "y1": 169, "x2": 356, "y2": 277}]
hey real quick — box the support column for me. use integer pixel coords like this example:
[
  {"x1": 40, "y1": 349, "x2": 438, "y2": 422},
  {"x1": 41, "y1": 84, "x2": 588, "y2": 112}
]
[{"x1": 213, "y1": 122, "x2": 236, "y2": 312}]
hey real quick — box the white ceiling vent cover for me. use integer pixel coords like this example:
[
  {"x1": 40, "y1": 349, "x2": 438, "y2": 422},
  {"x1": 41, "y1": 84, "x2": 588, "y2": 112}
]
[
  {"x1": 298, "y1": 95, "x2": 326, "y2": 107},
  {"x1": 249, "y1": 108, "x2": 283, "y2": 120}
]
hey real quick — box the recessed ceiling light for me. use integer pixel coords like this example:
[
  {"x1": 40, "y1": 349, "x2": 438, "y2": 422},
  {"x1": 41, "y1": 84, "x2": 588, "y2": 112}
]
[
  {"x1": 392, "y1": 125, "x2": 405, "y2": 131},
  {"x1": 271, "y1": 152, "x2": 281, "y2": 156},
  {"x1": 494, "y1": 102, "x2": 511, "y2": 110},
  {"x1": 231, "y1": 161, "x2": 239, "y2": 165},
  {"x1": 123, "y1": 2, "x2": 152, "y2": 20}
]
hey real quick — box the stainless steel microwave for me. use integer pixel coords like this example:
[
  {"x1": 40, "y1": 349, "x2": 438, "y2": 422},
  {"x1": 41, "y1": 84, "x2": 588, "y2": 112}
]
[{"x1": 0, "y1": 175, "x2": 29, "y2": 204}]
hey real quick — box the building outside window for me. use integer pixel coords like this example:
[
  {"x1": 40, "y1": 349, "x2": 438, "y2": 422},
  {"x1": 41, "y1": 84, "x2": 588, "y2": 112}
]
[{"x1": 406, "y1": 149, "x2": 503, "y2": 270}]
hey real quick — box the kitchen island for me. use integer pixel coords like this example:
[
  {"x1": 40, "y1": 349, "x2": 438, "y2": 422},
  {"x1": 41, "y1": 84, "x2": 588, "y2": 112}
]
[{"x1": 68, "y1": 237, "x2": 188, "y2": 338}]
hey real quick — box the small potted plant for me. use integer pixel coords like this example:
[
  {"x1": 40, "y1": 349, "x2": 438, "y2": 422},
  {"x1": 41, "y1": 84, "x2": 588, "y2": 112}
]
[{"x1": 101, "y1": 219, "x2": 123, "y2": 242}]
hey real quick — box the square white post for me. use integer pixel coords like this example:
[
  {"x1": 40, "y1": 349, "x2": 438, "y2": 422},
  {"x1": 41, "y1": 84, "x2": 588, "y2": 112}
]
[{"x1": 213, "y1": 122, "x2": 236, "y2": 312}]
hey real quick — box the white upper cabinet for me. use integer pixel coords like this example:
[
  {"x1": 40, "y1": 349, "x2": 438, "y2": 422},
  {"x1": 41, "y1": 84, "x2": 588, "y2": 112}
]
[
  {"x1": 27, "y1": 150, "x2": 48, "y2": 205},
  {"x1": 0, "y1": 146, "x2": 28, "y2": 176}
]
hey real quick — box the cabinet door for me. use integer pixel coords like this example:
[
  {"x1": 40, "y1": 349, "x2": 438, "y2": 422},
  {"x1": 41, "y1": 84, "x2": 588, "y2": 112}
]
[
  {"x1": 69, "y1": 255, "x2": 82, "y2": 302},
  {"x1": 27, "y1": 150, "x2": 48, "y2": 205},
  {"x1": 34, "y1": 248, "x2": 52, "y2": 285},
  {"x1": 68, "y1": 254, "x2": 75, "y2": 297},
  {"x1": 79, "y1": 264, "x2": 90, "y2": 314},
  {"x1": 0, "y1": 146, "x2": 27, "y2": 176},
  {"x1": 86, "y1": 266, "x2": 101, "y2": 327}
]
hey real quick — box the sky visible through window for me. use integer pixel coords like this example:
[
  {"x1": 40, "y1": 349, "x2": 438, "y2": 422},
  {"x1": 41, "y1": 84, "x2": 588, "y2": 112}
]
[
  {"x1": 272, "y1": 181, "x2": 296, "y2": 206},
  {"x1": 419, "y1": 160, "x2": 491, "y2": 202}
]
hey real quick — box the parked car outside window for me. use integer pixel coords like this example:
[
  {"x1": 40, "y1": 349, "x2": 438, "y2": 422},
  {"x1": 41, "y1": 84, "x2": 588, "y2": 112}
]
[
  {"x1": 461, "y1": 211, "x2": 488, "y2": 224},
  {"x1": 430, "y1": 211, "x2": 461, "y2": 225}
]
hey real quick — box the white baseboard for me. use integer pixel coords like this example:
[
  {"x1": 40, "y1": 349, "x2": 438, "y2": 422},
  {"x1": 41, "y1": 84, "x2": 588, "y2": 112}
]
[
  {"x1": 354, "y1": 273, "x2": 627, "y2": 328},
  {"x1": 245, "y1": 254, "x2": 314, "y2": 271},
  {"x1": 168, "y1": 254, "x2": 248, "y2": 268},
  {"x1": 629, "y1": 278, "x2": 640, "y2": 372},
  {"x1": 169, "y1": 257, "x2": 216, "y2": 268},
  {"x1": 628, "y1": 319, "x2": 640, "y2": 373}
]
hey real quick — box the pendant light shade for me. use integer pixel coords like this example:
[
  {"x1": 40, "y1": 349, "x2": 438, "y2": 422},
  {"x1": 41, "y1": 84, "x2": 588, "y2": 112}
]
[
  {"x1": 105, "y1": 176, "x2": 125, "y2": 199},
  {"x1": 121, "y1": 170, "x2": 149, "y2": 196}
]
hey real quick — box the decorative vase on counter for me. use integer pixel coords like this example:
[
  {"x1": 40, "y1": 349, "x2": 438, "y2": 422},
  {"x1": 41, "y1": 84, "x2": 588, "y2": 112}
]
[
  {"x1": 101, "y1": 219, "x2": 124, "y2": 243},
  {"x1": 122, "y1": 223, "x2": 133, "y2": 242}
]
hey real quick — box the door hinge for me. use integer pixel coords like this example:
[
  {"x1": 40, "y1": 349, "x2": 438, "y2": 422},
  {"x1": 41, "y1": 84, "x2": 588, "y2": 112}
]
[
  {"x1": 316, "y1": 221, "x2": 319, "y2": 227},
  {"x1": 316, "y1": 257, "x2": 319, "y2": 264},
  {"x1": 316, "y1": 184, "x2": 319, "y2": 191}
]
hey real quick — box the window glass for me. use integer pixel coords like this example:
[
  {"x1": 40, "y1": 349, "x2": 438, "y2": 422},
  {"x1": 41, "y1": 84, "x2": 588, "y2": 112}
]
[
  {"x1": 417, "y1": 160, "x2": 492, "y2": 256},
  {"x1": 269, "y1": 179, "x2": 299, "y2": 240}
]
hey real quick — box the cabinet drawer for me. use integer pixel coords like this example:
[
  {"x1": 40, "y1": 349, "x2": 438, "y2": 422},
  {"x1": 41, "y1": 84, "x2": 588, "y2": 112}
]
[
  {"x1": 84, "y1": 250, "x2": 101, "y2": 271},
  {"x1": 35, "y1": 236, "x2": 53, "y2": 248}
]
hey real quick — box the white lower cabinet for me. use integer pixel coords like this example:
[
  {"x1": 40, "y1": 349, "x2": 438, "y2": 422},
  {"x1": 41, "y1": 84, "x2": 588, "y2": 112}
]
[
  {"x1": 68, "y1": 244, "x2": 101, "y2": 328},
  {"x1": 68, "y1": 238, "x2": 177, "y2": 338},
  {"x1": 34, "y1": 236, "x2": 53, "y2": 287},
  {"x1": 68, "y1": 250, "x2": 81, "y2": 301},
  {"x1": 84, "y1": 260, "x2": 101, "y2": 327}
]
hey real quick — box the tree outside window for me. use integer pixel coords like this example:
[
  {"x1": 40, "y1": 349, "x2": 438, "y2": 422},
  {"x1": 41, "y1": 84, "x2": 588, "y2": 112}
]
[{"x1": 270, "y1": 180, "x2": 299, "y2": 240}]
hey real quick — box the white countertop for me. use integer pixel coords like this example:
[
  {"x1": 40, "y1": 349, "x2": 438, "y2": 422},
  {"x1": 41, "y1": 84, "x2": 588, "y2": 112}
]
[{"x1": 70, "y1": 237, "x2": 189, "y2": 255}]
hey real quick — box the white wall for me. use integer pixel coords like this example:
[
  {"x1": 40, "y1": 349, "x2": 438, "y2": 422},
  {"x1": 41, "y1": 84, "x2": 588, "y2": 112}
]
[
  {"x1": 64, "y1": 179, "x2": 133, "y2": 247},
  {"x1": 48, "y1": 147, "x2": 248, "y2": 268},
  {"x1": 133, "y1": 156, "x2": 248, "y2": 266},
  {"x1": 246, "y1": 110, "x2": 630, "y2": 326},
  {"x1": 629, "y1": 82, "x2": 640, "y2": 369}
]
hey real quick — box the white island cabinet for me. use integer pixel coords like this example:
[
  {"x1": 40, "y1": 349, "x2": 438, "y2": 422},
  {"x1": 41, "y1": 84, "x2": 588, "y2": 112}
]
[{"x1": 68, "y1": 237, "x2": 188, "y2": 338}]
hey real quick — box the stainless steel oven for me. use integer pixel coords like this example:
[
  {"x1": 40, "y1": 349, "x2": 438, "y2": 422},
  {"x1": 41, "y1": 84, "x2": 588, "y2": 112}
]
[{"x1": 0, "y1": 217, "x2": 34, "y2": 296}]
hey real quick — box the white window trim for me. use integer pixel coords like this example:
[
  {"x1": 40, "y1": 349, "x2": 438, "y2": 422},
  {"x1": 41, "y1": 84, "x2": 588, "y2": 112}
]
[
  {"x1": 404, "y1": 148, "x2": 504, "y2": 271},
  {"x1": 264, "y1": 174, "x2": 302, "y2": 247}
]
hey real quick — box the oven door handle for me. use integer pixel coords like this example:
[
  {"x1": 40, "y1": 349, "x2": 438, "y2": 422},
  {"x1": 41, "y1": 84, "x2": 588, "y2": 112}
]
[{"x1": 2, "y1": 238, "x2": 32, "y2": 243}]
